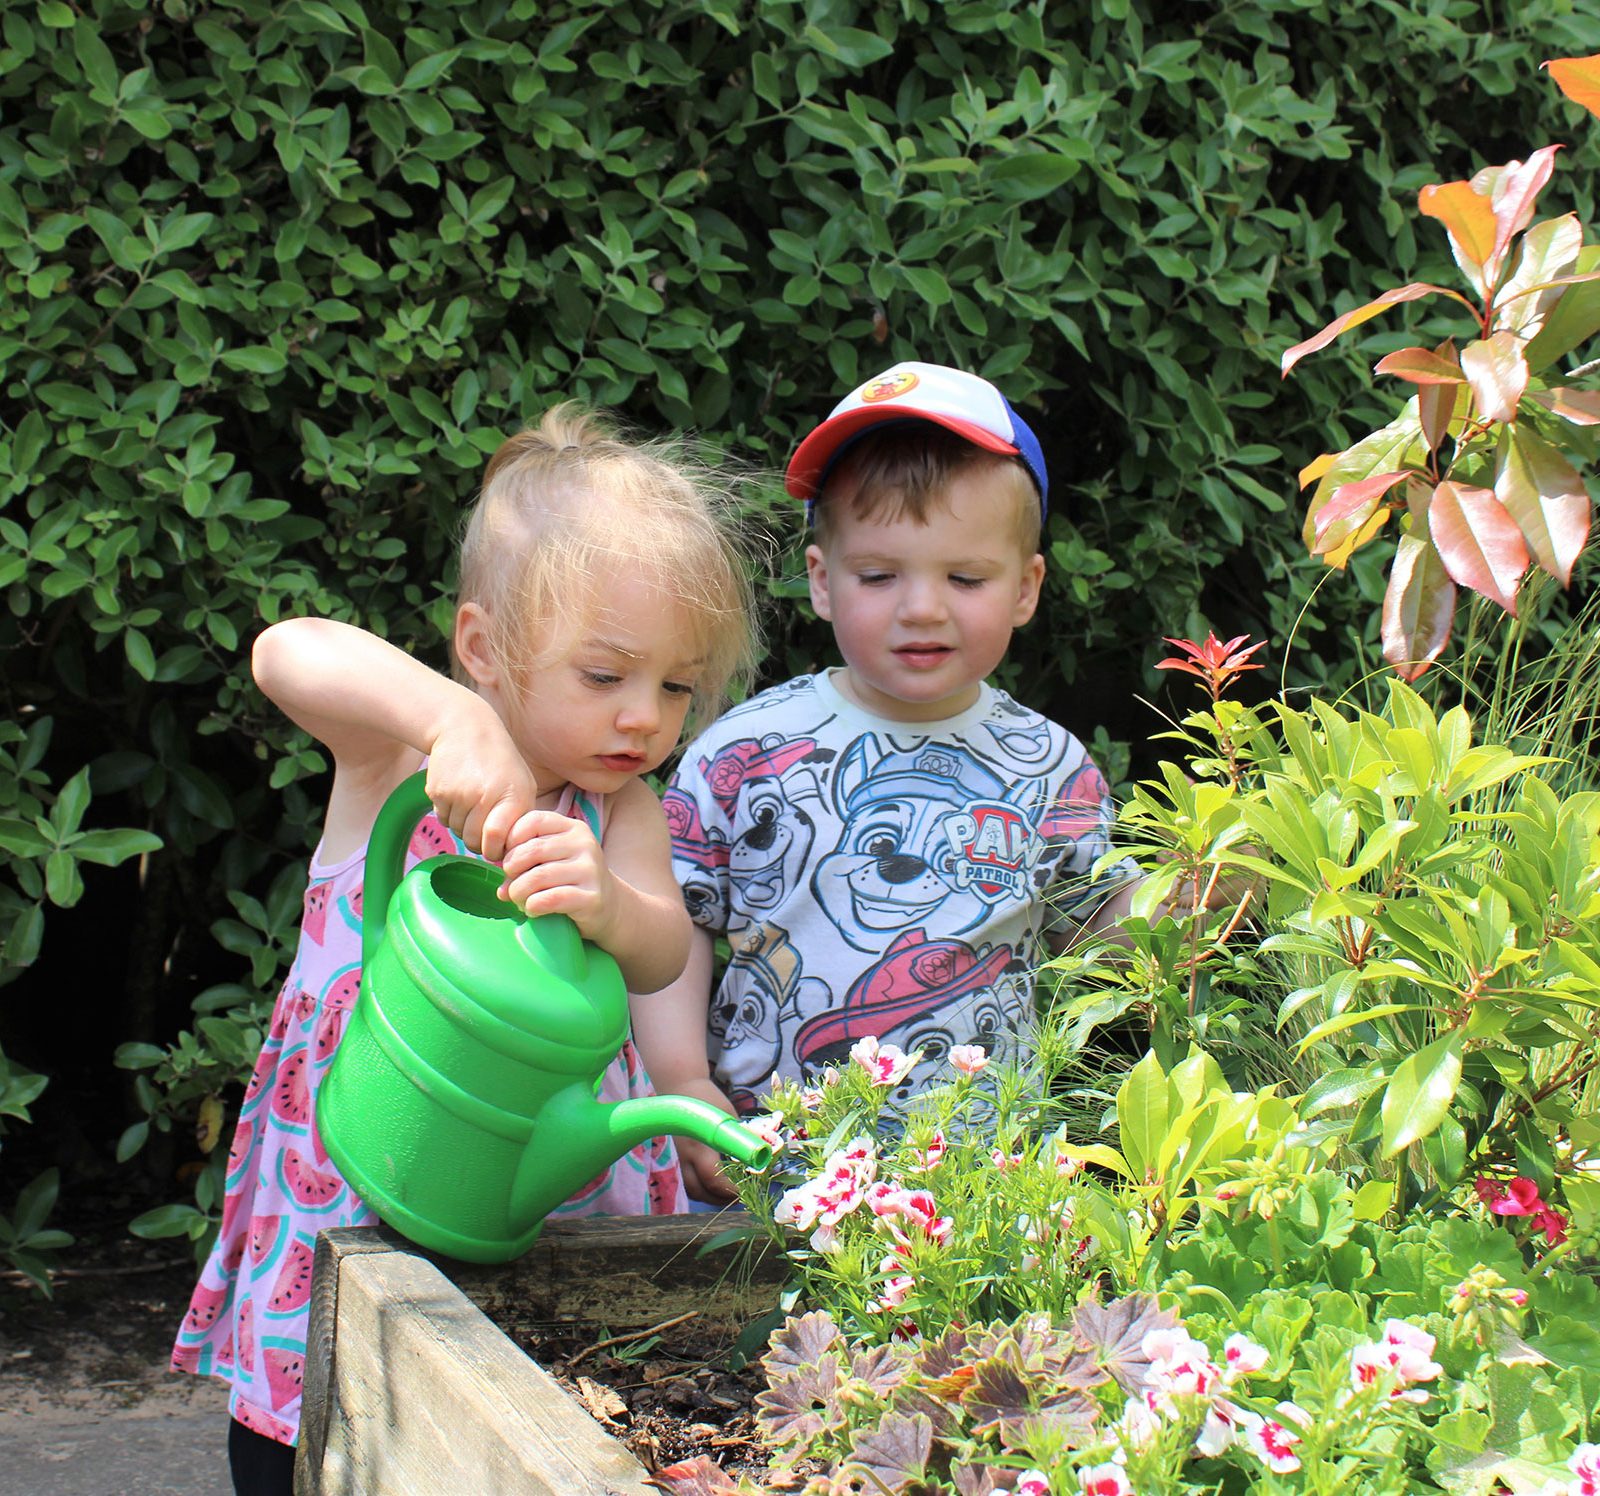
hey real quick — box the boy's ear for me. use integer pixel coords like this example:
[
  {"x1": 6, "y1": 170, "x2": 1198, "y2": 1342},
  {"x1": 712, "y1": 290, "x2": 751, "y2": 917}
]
[
  {"x1": 1013, "y1": 552, "x2": 1045, "y2": 627},
  {"x1": 453, "y1": 601, "x2": 500, "y2": 688},
  {"x1": 805, "y1": 543, "x2": 834, "y2": 622}
]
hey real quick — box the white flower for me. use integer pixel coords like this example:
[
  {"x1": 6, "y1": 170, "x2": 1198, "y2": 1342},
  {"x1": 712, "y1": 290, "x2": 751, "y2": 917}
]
[
  {"x1": 1078, "y1": 1464, "x2": 1133, "y2": 1496},
  {"x1": 1222, "y1": 1333, "x2": 1269, "y2": 1377},
  {"x1": 850, "y1": 1035, "x2": 920, "y2": 1085},
  {"x1": 1238, "y1": 1409, "x2": 1302, "y2": 1474}
]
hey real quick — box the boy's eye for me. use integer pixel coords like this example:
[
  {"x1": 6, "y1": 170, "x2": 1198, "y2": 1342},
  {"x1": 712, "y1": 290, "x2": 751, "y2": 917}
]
[
  {"x1": 857, "y1": 571, "x2": 892, "y2": 585},
  {"x1": 951, "y1": 575, "x2": 985, "y2": 589}
]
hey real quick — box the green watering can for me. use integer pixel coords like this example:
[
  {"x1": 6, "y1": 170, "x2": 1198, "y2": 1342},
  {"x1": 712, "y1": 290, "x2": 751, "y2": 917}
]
[{"x1": 318, "y1": 772, "x2": 771, "y2": 1264}]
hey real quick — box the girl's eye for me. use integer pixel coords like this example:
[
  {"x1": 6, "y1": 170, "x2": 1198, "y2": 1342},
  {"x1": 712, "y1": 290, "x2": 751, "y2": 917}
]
[
  {"x1": 664, "y1": 680, "x2": 695, "y2": 697},
  {"x1": 581, "y1": 671, "x2": 621, "y2": 688}
]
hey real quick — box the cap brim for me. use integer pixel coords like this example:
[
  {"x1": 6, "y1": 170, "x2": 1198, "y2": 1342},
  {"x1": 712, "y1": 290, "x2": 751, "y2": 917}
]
[{"x1": 785, "y1": 407, "x2": 1020, "y2": 500}]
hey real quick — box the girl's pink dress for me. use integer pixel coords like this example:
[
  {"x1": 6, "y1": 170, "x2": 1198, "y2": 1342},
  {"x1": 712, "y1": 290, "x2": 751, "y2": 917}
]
[{"x1": 172, "y1": 790, "x2": 686, "y2": 1445}]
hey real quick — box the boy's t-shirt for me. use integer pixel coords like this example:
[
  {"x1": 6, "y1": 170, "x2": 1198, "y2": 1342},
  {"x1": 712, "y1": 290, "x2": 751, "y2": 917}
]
[{"x1": 663, "y1": 670, "x2": 1128, "y2": 1112}]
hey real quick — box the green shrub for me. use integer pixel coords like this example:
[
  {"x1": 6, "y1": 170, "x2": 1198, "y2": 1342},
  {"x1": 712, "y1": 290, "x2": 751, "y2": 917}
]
[{"x1": 4, "y1": 0, "x2": 1600, "y2": 1260}]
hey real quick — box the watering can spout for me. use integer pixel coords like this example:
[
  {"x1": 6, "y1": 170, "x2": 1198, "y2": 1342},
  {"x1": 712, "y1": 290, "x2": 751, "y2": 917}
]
[{"x1": 510, "y1": 1086, "x2": 772, "y2": 1231}]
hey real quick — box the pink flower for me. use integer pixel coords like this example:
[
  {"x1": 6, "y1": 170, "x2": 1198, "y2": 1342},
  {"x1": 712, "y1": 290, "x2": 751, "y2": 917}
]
[
  {"x1": 867, "y1": 1273, "x2": 915, "y2": 1314},
  {"x1": 744, "y1": 1113, "x2": 786, "y2": 1150},
  {"x1": 991, "y1": 1146, "x2": 1027, "y2": 1171},
  {"x1": 1222, "y1": 1333, "x2": 1269, "y2": 1377},
  {"x1": 906, "y1": 1131, "x2": 946, "y2": 1173},
  {"x1": 850, "y1": 1035, "x2": 920, "y2": 1086},
  {"x1": 1240, "y1": 1410, "x2": 1302, "y2": 1474},
  {"x1": 1509, "y1": 1288, "x2": 1529, "y2": 1307},
  {"x1": 1015, "y1": 1473, "x2": 1051, "y2": 1496},
  {"x1": 1079, "y1": 1464, "x2": 1133, "y2": 1496},
  {"x1": 949, "y1": 1044, "x2": 989, "y2": 1075},
  {"x1": 1569, "y1": 1444, "x2": 1600, "y2": 1495},
  {"x1": 1488, "y1": 1177, "x2": 1546, "y2": 1216},
  {"x1": 1348, "y1": 1320, "x2": 1441, "y2": 1404}
]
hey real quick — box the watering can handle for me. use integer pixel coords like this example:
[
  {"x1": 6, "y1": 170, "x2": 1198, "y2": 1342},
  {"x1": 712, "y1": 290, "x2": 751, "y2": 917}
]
[{"x1": 361, "y1": 771, "x2": 437, "y2": 972}]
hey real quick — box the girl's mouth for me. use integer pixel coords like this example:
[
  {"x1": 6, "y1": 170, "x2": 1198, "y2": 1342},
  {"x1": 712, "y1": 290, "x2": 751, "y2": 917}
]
[{"x1": 599, "y1": 753, "x2": 646, "y2": 772}]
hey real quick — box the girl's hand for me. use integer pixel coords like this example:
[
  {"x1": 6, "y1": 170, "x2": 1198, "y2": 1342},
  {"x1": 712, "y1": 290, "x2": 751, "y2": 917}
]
[
  {"x1": 498, "y1": 810, "x2": 619, "y2": 943},
  {"x1": 423, "y1": 705, "x2": 539, "y2": 864}
]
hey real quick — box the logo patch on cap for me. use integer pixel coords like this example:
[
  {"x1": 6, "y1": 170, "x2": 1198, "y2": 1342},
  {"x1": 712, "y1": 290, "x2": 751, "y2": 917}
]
[{"x1": 859, "y1": 370, "x2": 919, "y2": 403}]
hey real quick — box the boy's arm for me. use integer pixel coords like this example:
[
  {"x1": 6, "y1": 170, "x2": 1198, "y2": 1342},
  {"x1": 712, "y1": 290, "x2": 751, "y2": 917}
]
[
  {"x1": 632, "y1": 927, "x2": 741, "y2": 1204},
  {"x1": 252, "y1": 617, "x2": 537, "y2": 860}
]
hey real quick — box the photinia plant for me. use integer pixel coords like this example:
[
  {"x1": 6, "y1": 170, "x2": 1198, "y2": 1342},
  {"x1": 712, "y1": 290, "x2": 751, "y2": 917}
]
[{"x1": 1281, "y1": 56, "x2": 1600, "y2": 681}]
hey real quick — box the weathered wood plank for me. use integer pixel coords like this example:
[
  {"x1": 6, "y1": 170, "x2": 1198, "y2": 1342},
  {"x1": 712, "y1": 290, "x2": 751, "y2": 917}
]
[{"x1": 308, "y1": 1246, "x2": 655, "y2": 1496}]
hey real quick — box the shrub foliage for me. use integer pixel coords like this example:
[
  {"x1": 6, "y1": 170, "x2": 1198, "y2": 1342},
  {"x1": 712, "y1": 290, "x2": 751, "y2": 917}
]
[{"x1": 3, "y1": 0, "x2": 1599, "y2": 1247}]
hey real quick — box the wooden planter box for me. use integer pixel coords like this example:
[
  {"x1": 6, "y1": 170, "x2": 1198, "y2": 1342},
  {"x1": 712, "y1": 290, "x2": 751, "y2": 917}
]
[{"x1": 294, "y1": 1212, "x2": 784, "y2": 1496}]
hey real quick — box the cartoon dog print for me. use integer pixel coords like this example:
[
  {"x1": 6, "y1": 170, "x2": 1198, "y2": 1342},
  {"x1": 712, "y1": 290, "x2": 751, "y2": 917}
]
[{"x1": 811, "y1": 737, "x2": 1048, "y2": 951}]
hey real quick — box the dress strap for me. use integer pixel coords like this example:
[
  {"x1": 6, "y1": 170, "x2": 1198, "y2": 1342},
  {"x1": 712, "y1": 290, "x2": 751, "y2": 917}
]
[{"x1": 555, "y1": 783, "x2": 605, "y2": 840}]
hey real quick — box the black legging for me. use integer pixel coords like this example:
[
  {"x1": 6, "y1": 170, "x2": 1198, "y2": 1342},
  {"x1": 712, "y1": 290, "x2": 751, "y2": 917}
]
[{"x1": 228, "y1": 1419, "x2": 298, "y2": 1496}]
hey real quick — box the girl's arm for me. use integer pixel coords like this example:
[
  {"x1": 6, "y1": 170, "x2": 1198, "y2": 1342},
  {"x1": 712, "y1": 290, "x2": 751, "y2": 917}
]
[
  {"x1": 498, "y1": 776, "x2": 692, "y2": 994},
  {"x1": 630, "y1": 928, "x2": 741, "y2": 1203},
  {"x1": 252, "y1": 617, "x2": 538, "y2": 862}
]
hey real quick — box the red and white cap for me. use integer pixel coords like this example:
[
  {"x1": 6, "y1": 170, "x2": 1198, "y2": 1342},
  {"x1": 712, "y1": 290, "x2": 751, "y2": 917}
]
[{"x1": 784, "y1": 361, "x2": 1048, "y2": 513}]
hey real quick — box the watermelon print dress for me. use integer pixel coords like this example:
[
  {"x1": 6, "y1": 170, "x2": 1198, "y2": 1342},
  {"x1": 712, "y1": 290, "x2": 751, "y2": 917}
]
[{"x1": 172, "y1": 789, "x2": 687, "y2": 1446}]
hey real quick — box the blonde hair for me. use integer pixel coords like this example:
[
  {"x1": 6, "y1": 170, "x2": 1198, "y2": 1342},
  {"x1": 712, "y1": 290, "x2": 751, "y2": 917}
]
[
  {"x1": 813, "y1": 424, "x2": 1041, "y2": 555},
  {"x1": 456, "y1": 402, "x2": 760, "y2": 731}
]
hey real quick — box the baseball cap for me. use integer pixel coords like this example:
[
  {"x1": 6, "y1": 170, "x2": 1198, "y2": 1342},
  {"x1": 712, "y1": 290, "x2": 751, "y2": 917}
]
[{"x1": 784, "y1": 361, "x2": 1049, "y2": 514}]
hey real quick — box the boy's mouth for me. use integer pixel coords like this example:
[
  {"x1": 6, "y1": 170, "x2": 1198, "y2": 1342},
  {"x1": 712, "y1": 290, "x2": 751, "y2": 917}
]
[{"x1": 893, "y1": 644, "x2": 954, "y2": 667}]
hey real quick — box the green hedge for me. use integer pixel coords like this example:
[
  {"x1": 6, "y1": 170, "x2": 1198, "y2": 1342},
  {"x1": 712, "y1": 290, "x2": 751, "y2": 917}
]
[{"x1": 4, "y1": 0, "x2": 1600, "y2": 1247}]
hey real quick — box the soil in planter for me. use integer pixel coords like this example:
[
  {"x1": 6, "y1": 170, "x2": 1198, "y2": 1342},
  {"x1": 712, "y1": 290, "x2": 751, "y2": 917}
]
[{"x1": 513, "y1": 1313, "x2": 820, "y2": 1489}]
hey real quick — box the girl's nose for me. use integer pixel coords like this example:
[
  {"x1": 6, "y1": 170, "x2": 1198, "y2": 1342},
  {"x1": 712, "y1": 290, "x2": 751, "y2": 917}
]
[{"x1": 616, "y1": 688, "x2": 662, "y2": 736}]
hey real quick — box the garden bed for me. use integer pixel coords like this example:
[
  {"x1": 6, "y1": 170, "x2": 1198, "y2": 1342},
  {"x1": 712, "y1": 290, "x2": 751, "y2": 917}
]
[{"x1": 295, "y1": 1212, "x2": 790, "y2": 1494}]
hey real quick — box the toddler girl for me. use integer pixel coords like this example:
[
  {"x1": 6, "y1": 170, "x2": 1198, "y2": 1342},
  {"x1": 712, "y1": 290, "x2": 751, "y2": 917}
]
[{"x1": 172, "y1": 403, "x2": 758, "y2": 1495}]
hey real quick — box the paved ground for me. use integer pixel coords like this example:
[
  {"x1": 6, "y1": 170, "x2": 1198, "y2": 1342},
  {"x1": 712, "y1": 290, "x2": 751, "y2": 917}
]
[{"x1": 1, "y1": 1244, "x2": 234, "y2": 1496}]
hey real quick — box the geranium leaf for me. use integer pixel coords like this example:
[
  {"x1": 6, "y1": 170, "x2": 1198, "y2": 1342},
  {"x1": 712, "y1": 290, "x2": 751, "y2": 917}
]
[
  {"x1": 1281, "y1": 282, "x2": 1473, "y2": 376},
  {"x1": 754, "y1": 1357, "x2": 841, "y2": 1446},
  {"x1": 1071, "y1": 1293, "x2": 1181, "y2": 1396},
  {"x1": 998, "y1": 1391, "x2": 1101, "y2": 1453},
  {"x1": 648, "y1": 1456, "x2": 745, "y2": 1495},
  {"x1": 962, "y1": 1346, "x2": 1034, "y2": 1435},
  {"x1": 1545, "y1": 53, "x2": 1600, "y2": 120},
  {"x1": 1429, "y1": 480, "x2": 1529, "y2": 614},
  {"x1": 851, "y1": 1344, "x2": 910, "y2": 1398},
  {"x1": 1460, "y1": 331, "x2": 1529, "y2": 422},
  {"x1": 843, "y1": 1411, "x2": 933, "y2": 1490},
  {"x1": 1382, "y1": 533, "x2": 1457, "y2": 681},
  {"x1": 1495, "y1": 427, "x2": 1591, "y2": 585},
  {"x1": 1374, "y1": 345, "x2": 1463, "y2": 384},
  {"x1": 764, "y1": 1310, "x2": 842, "y2": 1377},
  {"x1": 951, "y1": 1465, "x2": 1006, "y2": 1496}
]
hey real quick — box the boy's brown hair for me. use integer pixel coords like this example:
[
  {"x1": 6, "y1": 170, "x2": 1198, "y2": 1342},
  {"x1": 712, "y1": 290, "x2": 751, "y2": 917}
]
[{"x1": 811, "y1": 424, "x2": 1042, "y2": 555}]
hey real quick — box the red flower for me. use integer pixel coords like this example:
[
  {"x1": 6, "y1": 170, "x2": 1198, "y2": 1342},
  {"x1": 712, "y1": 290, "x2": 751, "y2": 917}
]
[{"x1": 1477, "y1": 1175, "x2": 1569, "y2": 1246}]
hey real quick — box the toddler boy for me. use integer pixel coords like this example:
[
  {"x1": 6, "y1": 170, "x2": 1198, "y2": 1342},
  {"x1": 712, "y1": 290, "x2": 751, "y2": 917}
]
[{"x1": 635, "y1": 361, "x2": 1138, "y2": 1201}]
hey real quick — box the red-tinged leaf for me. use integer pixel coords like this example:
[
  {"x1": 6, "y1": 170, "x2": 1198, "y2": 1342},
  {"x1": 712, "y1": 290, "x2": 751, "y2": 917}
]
[
  {"x1": 1281, "y1": 282, "x2": 1473, "y2": 376},
  {"x1": 842, "y1": 1412, "x2": 933, "y2": 1490},
  {"x1": 1461, "y1": 331, "x2": 1529, "y2": 423},
  {"x1": 1071, "y1": 1294, "x2": 1181, "y2": 1397},
  {"x1": 1383, "y1": 534, "x2": 1457, "y2": 681},
  {"x1": 648, "y1": 1457, "x2": 744, "y2": 1496},
  {"x1": 1301, "y1": 409, "x2": 1428, "y2": 551},
  {"x1": 763, "y1": 1310, "x2": 842, "y2": 1378},
  {"x1": 1418, "y1": 379, "x2": 1462, "y2": 455},
  {"x1": 1298, "y1": 452, "x2": 1335, "y2": 490},
  {"x1": 1485, "y1": 147, "x2": 1563, "y2": 280},
  {"x1": 1375, "y1": 345, "x2": 1463, "y2": 384},
  {"x1": 1545, "y1": 54, "x2": 1600, "y2": 120},
  {"x1": 1531, "y1": 386, "x2": 1600, "y2": 424},
  {"x1": 1495, "y1": 426, "x2": 1591, "y2": 584},
  {"x1": 1311, "y1": 470, "x2": 1410, "y2": 554},
  {"x1": 1418, "y1": 180, "x2": 1497, "y2": 273},
  {"x1": 1429, "y1": 480, "x2": 1530, "y2": 614},
  {"x1": 1496, "y1": 214, "x2": 1583, "y2": 337}
]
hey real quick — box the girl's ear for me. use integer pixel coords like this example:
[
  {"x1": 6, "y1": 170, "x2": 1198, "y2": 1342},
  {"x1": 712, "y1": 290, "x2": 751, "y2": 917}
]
[{"x1": 453, "y1": 602, "x2": 500, "y2": 689}]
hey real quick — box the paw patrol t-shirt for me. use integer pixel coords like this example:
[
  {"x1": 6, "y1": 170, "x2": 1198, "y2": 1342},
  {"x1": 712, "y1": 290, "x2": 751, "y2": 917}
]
[{"x1": 663, "y1": 671, "x2": 1130, "y2": 1111}]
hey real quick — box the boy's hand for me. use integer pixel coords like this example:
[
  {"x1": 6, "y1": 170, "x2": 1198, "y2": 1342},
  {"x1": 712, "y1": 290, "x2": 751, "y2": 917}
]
[
  {"x1": 668, "y1": 1076, "x2": 741, "y2": 1206},
  {"x1": 424, "y1": 706, "x2": 538, "y2": 863},
  {"x1": 498, "y1": 810, "x2": 619, "y2": 943}
]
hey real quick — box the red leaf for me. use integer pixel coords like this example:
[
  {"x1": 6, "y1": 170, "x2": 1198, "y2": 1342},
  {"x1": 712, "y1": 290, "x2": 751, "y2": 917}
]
[
  {"x1": 1310, "y1": 470, "x2": 1409, "y2": 554},
  {"x1": 1374, "y1": 345, "x2": 1464, "y2": 385},
  {"x1": 649, "y1": 1457, "x2": 744, "y2": 1495},
  {"x1": 1484, "y1": 147, "x2": 1563, "y2": 282},
  {"x1": 1382, "y1": 535, "x2": 1457, "y2": 681},
  {"x1": 1495, "y1": 427, "x2": 1591, "y2": 585},
  {"x1": 1460, "y1": 331, "x2": 1529, "y2": 423},
  {"x1": 1281, "y1": 282, "x2": 1473, "y2": 376},
  {"x1": 1429, "y1": 481, "x2": 1530, "y2": 614},
  {"x1": 1545, "y1": 54, "x2": 1600, "y2": 120},
  {"x1": 1418, "y1": 180, "x2": 1498, "y2": 273},
  {"x1": 1532, "y1": 386, "x2": 1600, "y2": 425},
  {"x1": 1418, "y1": 380, "x2": 1460, "y2": 455}
]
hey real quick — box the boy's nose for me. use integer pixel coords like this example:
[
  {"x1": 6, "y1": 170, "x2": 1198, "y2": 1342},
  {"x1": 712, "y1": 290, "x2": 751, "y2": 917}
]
[{"x1": 898, "y1": 577, "x2": 948, "y2": 623}]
